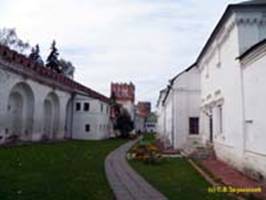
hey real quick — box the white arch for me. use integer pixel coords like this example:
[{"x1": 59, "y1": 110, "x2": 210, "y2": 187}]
[
  {"x1": 43, "y1": 92, "x2": 60, "y2": 139},
  {"x1": 7, "y1": 82, "x2": 35, "y2": 139}
]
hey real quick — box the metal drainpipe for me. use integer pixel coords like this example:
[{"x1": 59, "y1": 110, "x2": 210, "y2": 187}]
[
  {"x1": 70, "y1": 93, "x2": 75, "y2": 139},
  {"x1": 171, "y1": 89, "x2": 175, "y2": 148},
  {"x1": 240, "y1": 63, "x2": 247, "y2": 154}
]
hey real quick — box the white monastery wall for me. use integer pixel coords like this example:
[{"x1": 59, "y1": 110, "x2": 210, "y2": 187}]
[
  {"x1": 172, "y1": 67, "x2": 201, "y2": 149},
  {"x1": 0, "y1": 48, "x2": 111, "y2": 143},
  {"x1": 199, "y1": 13, "x2": 245, "y2": 168},
  {"x1": 0, "y1": 64, "x2": 70, "y2": 142},
  {"x1": 241, "y1": 47, "x2": 266, "y2": 178}
]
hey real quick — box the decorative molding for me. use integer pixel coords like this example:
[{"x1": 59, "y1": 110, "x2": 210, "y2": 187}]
[
  {"x1": 245, "y1": 149, "x2": 266, "y2": 157},
  {"x1": 172, "y1": 88, "x2": 200, "y2": 93},
  {"x1": 236, "y1": 16, "x2": 266, "y2": 26},
  {"x1": 199, "y1": 19, "x2": 236, "y2": 71},
  {"x1": 0, "y1": 68, "x2": 9, "y2": 83}
]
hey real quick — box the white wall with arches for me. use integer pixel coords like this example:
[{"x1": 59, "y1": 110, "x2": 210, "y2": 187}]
[{"x1": 0, "y1": 65, "x2": 71, "y2": 143}]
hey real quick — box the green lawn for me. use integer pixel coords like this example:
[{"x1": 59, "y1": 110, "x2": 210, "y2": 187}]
[
  {"x1": 129, "y1": 134, "x2": 235, "y2": 200},
  {"x1": 0, "y1": 139, "x2": 126, "y2": 200},
  {"x1": 141, "y1": 133, "x2": 156, "y2": 143}
]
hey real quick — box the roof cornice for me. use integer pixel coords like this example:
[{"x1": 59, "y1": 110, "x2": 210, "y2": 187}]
[
  {"x1": 0, "y1": 44, "x2": 110, "y2": 103},
  {"x1": 196, "y1": 3, "x2": 266, "y2": 65}
]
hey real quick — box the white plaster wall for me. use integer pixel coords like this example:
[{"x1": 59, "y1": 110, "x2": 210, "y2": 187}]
[
  {"x1": 0, "y1": 64, "x2": 71, "y2": 142},
  {"x1": 156, "y1": 103, "x2": 165, "y2": 136},
  {"x1": 72, "y1": 95, "x2": 110, "y2": 140},
  {"x1": 134, "y1": 115, "x2": 145, "y2": 132},
  {"x1": 156, "y1": 91, "x2": 167, "y2": 138},
  {"x1": 172, "y1": 67, "x2": 201, "y2": 149},
  {"x1": 199, "y1": 13, "x2": 245, "y2": 167},
  {"x1": 243, "y1": 56, "x2": 266, "y2": 155},
  {"x1": 242, "y1": 53, "x2": 266, "y2": 177},
  {"x1": 198, "y1": 8, "x2": 266, "y2": 177},
  {"x1": 164, "y1": 94, "x2": 173, "y2": 144}
]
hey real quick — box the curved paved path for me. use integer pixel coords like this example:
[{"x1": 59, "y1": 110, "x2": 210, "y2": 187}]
[{"x1": 105, "y1": 139, "x2": 167, "y2": 200}]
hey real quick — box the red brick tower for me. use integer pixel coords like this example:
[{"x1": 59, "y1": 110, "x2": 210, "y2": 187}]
[
  {"x1": 111, "y1": 82, "x2": 135, "y2": 103},
  {"x1": 110, "y1": 82, "x2": 135, "y2": 119}
]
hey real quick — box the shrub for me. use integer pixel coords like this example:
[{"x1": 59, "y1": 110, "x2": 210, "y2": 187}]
[
  {"x1": 6, "y1": 134, "x2": 19, "y2": 144},
  {"x1": 41, "y1": 134, "x2": 49, "y2": 142}
]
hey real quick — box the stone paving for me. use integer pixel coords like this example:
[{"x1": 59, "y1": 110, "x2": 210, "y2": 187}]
[
  {"x1": 105, "y1": 139, "x2": 167, "y2": 200},
  {"x1": 201, "y1": 158, "x2": 266, "y2": 199}
]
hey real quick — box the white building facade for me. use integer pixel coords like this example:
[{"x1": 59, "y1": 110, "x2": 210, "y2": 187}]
[
  {"x1": 156, "y1": 89, "x2": 167, "y2": 137},
  {"x1": 134, "y1": 112, "x2": 145, "y2": 133},
  {"x1": 156, "y1": 65, "x2": 201, "y2": 150},
  {"x1": 198, "y1": 1, "x2": 266, "y2": 180},
  {"x1": 0, "y1": 45, "x2": 110, "y2": 143},
  {"x1": 70, "y1": 95, "x2": 110, "y2": 140}
]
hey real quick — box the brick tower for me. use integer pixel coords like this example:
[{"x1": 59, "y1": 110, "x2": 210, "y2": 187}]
[{"x1": 111, "y1": 82, "x2": 135, "y2": 119}]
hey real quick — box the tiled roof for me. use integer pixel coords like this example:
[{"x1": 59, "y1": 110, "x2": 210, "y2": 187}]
[{"x1": 0, "y1": 44, "x2": 110, "y2": 103}]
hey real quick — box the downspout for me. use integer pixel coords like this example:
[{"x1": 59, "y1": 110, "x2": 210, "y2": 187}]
[
  {"x1": 240, "y1": 62, "x2": 247, "y2": 154},
  {"x1": 163, "y1": 104, "x2": 166, "y2": 137},
  {"x1": 171, "y1": 89, "x2": 175, "y2": 148},
  {"x1": 70, "y1": 92, "x2": 75, "y2": 139}
]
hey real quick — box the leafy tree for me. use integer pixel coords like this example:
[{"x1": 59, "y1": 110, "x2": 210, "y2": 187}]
[
  {"x1": 59, "y1": 58, "x2": 75, "y2": 78},
  {"x1": 115, "y1": 108, "x2": 134, "y2": 138},
  {"x1": 0, "y1": 28, "x2": 30, "y2": 54}
]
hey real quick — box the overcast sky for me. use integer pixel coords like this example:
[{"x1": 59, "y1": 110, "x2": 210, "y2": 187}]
[{"x1": 0, "y1": 0, "x2": 242, "y2": 109}]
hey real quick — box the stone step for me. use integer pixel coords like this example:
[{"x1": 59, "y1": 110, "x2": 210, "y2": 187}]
[{"x1": 186, "y1": 146, "x2": 216, "y2": 160}]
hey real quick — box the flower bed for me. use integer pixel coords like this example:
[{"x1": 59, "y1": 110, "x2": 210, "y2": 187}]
[{"x1": 127, "y1": 139, "x2": 163, "y2": 164}]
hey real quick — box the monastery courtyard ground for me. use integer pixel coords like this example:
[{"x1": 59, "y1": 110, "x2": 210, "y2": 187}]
[
  {"x1": 0, "y1": 139, "x2": 125, "y2": 200},
  {"x1": 128, "y1": 135, "x2": 235, "y2": 200},
  {"x1": 0, "y1": 135, "x2": 240, "y2": 200}
]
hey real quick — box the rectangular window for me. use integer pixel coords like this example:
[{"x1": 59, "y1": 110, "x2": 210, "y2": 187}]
[
  {"x1": 76, "y1": 102, "x2": 81, "y2": 111},
  {"x1": 189, "y1": 117, "x2": 199, "y2": 135},
  {"x1": 218, "y1": 105, "x2": 223, "y2": 133},
  {"x1": 85, "y1": 124, "x2": 90, "y2": 132},
  {"x1": 84, "y1": 102, "x2": 90, "y2": 111}
]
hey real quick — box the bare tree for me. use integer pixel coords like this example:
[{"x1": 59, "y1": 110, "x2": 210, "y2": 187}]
[{"x1": 0, "y1": 28, "x2": 30, "y2": 54}]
